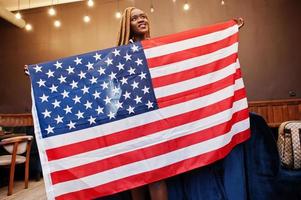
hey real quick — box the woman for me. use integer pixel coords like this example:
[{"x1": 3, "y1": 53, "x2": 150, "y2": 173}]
[{"x1": 117, "y1": 7, "x2": 168, "y2": 200}]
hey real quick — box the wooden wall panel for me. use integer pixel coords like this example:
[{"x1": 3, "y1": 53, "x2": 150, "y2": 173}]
[{"x1": 249, "y1": 99, "x2": 301, "y2": 127}]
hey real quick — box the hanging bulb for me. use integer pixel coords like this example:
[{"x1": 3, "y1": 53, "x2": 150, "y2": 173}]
[
  {"x1": 83, "y1": 15, "x2": 91, "y2": 23},
  {"x1": 150, "y1": 5, "x2": 154, "y2": 13},
  {"x1": 87, "y1": 0, "x2": 94, "y2": 7},
  {"x1": 54, "y1": 20, "x2": 61, "y2": 28},
  {"x1": 221, "y1": 0, "x2": 225, "y2": 5},
  {"x1": 115, "y1": 11, "x2": 121, "y2": 19},
  {"x1": 172, "y1": 0, "x2": 176, "y2": 2},
  {"x1": 48, "y1": 7, "x2": 56, "y2": 16},
  {"x1": 25, "y1": 23, "x2": 32, "y2": 31},
  {"x1": 183, "y1": 3, "x2": 190, "y2": 11},
  {"x1": 15, "y1": 12, "x2": 22, "y2": 19}
]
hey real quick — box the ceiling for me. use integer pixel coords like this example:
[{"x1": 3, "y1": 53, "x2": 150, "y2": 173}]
[{"x1": 0, "y1": 0, "x2": 82, "y2": 11}]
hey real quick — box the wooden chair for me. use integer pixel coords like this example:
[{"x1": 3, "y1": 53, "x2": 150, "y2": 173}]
[{"x1": 0, "y1": 135, "x2": 33, "y2": 195}]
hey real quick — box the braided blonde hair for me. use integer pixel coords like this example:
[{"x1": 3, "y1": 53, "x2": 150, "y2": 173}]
[{"x1": 117, "y1": 7, "x2": 150, "y2": 46}]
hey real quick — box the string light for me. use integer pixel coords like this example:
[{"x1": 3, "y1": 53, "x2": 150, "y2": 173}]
[
  {"x1": 183, "y1": 1, "x2": 190, "y2": 11},
  {"x1": 48, "y1": 7, "x2": 56, "y2": 16},
  {"x1": 15, "y1": 0, "x2": 22, "y2": 19},
  {"x1": 25, "y1": 23, "x2": 32, "y2": 31},
  {"x1": 150, "y1": 0, "x2": 154, "y2": 13},
  {"x1": 150, "y1": 5, "x2": 154, "y2": 13},
  {"x1": 48, "y1": 0, "x2": 56, "y2": 16},
  {"x1": 83, "y1": 15, "x2": 91, "y2": 23},
  {"x1": 221, "y1": 0, "x2": 225, "y2": 5},
  {"x1": 115, "y1": 0, "x2": 121, "y2": 19},
  {"x1": 115, "y1": 11, "x2": 121, "y2": 18},
  {"x1": 15, "y1": 12, "x2": 22, "y2": 19},
  {"x1": 54, "y1": 20, "x2": 61, "y2": 28},
  {"x1": 87, "y1": 0, "x2": 94, "y2": 7}
]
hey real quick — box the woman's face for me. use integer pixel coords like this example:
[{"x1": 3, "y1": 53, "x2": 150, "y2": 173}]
[{"x1": 130, "y1": 8, "x2": 149, "y2": 37}]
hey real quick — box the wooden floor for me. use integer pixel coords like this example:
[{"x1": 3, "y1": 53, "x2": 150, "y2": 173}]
[{"x1": 0, "y1": 179, "x2": 46, "y2": 200}]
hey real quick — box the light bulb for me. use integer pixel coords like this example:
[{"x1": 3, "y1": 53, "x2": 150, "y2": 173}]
[
  {"x1": 115, "y1": 11, "x2": 121, "y2": 19},
  {"x1": 87, "y1": 0, "x2": 94, "y2": 7},
  {"x1": 48, "y1": 7, "x2": 56, "y2": 16},
  {"x1": 183, "y1": 3, "x2": 190, "y2": 10},
  {"x1": 172, "y1": 0, "x2": 176, "y2": 2},
  {"x1": 221, "y1": 0, "x2": 225, "y2": 5},
  {"x1": 54, "y1": 20, "x2": 61, "y2": 28},
  {"x1": 150, "y1": 6, "x2": 155, "y2": 13},
  {"x1": 83, "y1": 15, "x2": 91, "y2": 23},
  {"x1": 25, "y1": 24, "x2": 32, "y2": 31},
  {"x1": 15, "y1": 12, "x2": 22, "y2": 19}
]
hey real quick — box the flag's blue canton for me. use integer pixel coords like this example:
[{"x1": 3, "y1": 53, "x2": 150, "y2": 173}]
[{"x1": 29, "y1": 42, "x2": 158, "y2": 138}]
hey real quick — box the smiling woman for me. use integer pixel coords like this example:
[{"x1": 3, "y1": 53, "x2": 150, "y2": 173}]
[{"x1": 116, "y1": 7, "x2": 168, "y2": 200}]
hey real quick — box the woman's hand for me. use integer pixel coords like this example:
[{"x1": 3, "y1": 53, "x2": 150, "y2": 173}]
[
  {"x1": 24, "y1": 65, "x2": 29, "y2": 76},
  {"x1": 234, "y1": 17, "x2": 244, "y2": 29}
]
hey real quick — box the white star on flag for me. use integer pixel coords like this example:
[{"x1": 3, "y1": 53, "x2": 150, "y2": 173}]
[
  {"x1": 88, "y1": 116, "x2": 96, "y2": 125},
  {"x1": 46, "y1": 70, "x2": 55, "y2": 78},
  {"x1": 120, "y1": 77, "x2": 128, "y2": 85},
  {"x1": 84, "y1": 101, "x2": 92, "y2": 109},
  {"x1": 112, "y1": 49, "x2": 120, "y2": 56},
  {"x1": 66, "y1": 66, "x2": 75, "y2": 74},
  {"x1": 70, "y1": 81, "x2": 78, "y2": 89},
  {"x1": 74, "y1": 57, "x2": 82, "y2": 65},
  {"x1": 75, "y1": 111, "x2": 84, "y2": 119},
  {"x1": 45, "y1": 125, "x2": 54, "y2": 134},
  {"x1": 54, "y1": 61, "x2": 63, "y2": 69},
  {"x1": 42, "y1": 109, "x2": 51, "y2": 118},
  {"x1": 105, "y1": 58, "x2": 113, "y2": 66},
  {"x1": 39, "y1": 94, "x2": 49, "y2": 102},
  {"x1": 64, "y1": 105, "x2": 72, "y2": 114},
  {"x1": 126, "y1": 106, "x2": 135, "y2": 114},
  {"x1": 86, "y1": 62, "x2": 94, "y2": 70},
  {"x1": 90, "y1": 76, "x2": 98, "y2": 84},
  {"x1": 124, "y1": 53, "x2": 132, "y2": 61},
  {"x1": 37, "y1": 79, "x2": 46, "y2": 87},
  {"x1": 52, "y1": 100, "x2": 61, "y2": 108},
  {"x1": 131, "y1": 44, "x2": 139, "y2": 52},
  {"x1": 131, "y1": 81, "x2": 139, "y2": 89},
  {"x1": 58, "y1": 75, "x2": 67, "y2": 83},
  {"x1": 104, "y1": 96, "x2": 112, "y2": 105},
  {"x1": 61, "y1": 90, "x2": 69, "y2": 98},
  {"x1": 93, "y1": 53, "x2": 101, "y2": 61},
  {"x1": 92, "y1": 91, "x2": 101, "y2": 99},
  {"x1": 54, "y1": 115, "x2": 64, "y2": 124},
  {"x1": 67, "y1": 121, "x2": 76, "y2": 129},
  {"x1": 73, "y1": 95, "x2": 81, "y2": 104},
  {"x1": 135, "y1": 58, "x2": 143, "y2": 66},
  {"x1": 98, "y1": 68, "x2": 105, "y2": 76},
  {"x1": 33, "y1": 65, "x2": 42, "y2": 72}
]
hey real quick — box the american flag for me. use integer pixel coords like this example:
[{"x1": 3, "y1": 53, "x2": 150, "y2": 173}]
[{"x1": 28, "y1": 20, "x2": 250, "y2": 200}]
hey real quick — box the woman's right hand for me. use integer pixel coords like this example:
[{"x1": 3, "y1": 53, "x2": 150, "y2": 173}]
[{"x1": 24, "y1": 65, "x2": 29, "y2": 76}]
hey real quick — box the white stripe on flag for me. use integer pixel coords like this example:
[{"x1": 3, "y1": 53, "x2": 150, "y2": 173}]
[
  {"x1": 53, "y1": 118, "x2": 249, "y2": 197},
  {"x1": 144, "y1": 25, "x2": 238, "y2": 59},
  {"x1": 149, "y1": 43, "x2": 238, "y2": 78},
  {"x1": 154, "y1": 62, "x2": 236, "y2": 99},
  {"x1": 48, "y1": 97, "x2": 247, "y2": 172},
  {"x1": 43, "y1": 78, "x2": 244, "y2": 149}
]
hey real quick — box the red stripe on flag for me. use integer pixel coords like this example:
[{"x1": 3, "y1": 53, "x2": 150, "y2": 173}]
[
  {"x1": 146, "y1": 34, "x2": 238, "y2": 68},
  {"x1": 157, "y1": 72, "x2": 242, "y2": 108},
  {"x1": 141, "y1": 20, "x2": 236, "y2": 49},
  {"x1": 55, "y1": 129, "x2": 250, "y2": 200},
  {"x1": 152, "y1": 53, "x2": 237, "y2": 88},
  {"x1": 50, "y1": 109, "x2": 249, "y2": 184},
  {"x1": 46, "y1": 88, "x2": 245, "y2": 161}
]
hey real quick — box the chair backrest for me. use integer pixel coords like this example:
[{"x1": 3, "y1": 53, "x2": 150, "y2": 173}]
[{"x1": 1, "y1": 136, "x2": 33, "y2": 154}]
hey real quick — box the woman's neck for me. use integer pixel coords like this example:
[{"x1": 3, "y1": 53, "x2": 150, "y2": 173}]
[{"x1": 132, "y1": 34, "x2": 149, "y2": 42}]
